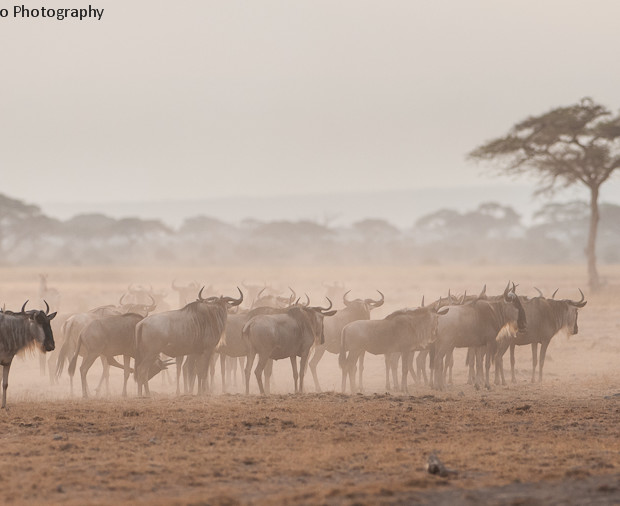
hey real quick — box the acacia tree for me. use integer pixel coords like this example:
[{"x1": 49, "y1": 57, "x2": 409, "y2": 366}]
[{"x1": 469, "y1": 98, "x2": 620, "y2": 290}]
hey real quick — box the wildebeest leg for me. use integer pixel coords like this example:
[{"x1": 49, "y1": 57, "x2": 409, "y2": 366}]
[
  {"x1": 484, "y1": 346, "x2": 492, "y2": 389},
  {"x1": 245, "y1": 350, "x2": 256, "y2": 394},
  {"x1": 391, "y1": 354, "x2": 400, "y2": 390},
  {"x1": 384, "y1": 354, "x2": 392, "y2": 390},
  {"x1": 122, "y1": 355, "x2": 131, "y2": 398},
  {"x1": 254, "y1": 354, "x2": 269, "y2": 395},
  {"x1": 197, "y1": 351, "x2": 213, "y2": 395},
  {"x1": 237, "y1": 357, "x2": 245, "y2": 386},
  {"x1": 538, "y1": 340, "x2": 550, "y2": 382},
  {"x1": 474, "y1": 348, "x2": 484, "y2": 390},
  {"x1": 495, "y1": 340, "x2": 509, "y2": 386},
  {"x1": 308, "y1": 346, "x2": 326, "y2": 393},
  {"x1": 530, "y1": 343, "x2": 538, "y2": 383},
  {"x1": 432, "y1": 349, "x2": 444, "y2": 391},
  {"x1": 175, "y1": 356, "x2": 184, "y2": 395},
  {"x1": 444, "y1": 349, "x2": 454, "y2": 385},
  {"x1": 2, "y1": 361, "x2": 13, "y2": 409},
  {"x1": 358, "y1": 351, "x2": 366, "y2": 393},
  {"x1": 401, "y1": 351, "x2": 411, "y2": 394},
  {"x1": 408, "y1": 353, "x2": 418, "y2": 385},
  {"x1": 220, "y1": 354, "x2": 227, "y2": 393},
  {"x1": 417, "y1": 350, "x2": 428, "y2": 385},
  {"x1": 80, "y1": 354, "x2": 98, "y2": 399},
  {"x1": 466, "y1": 348, "x2": 476, "y2": 385},
  {"x1": 94, "y1": 357, "x2": 110, "y2": 397},
  {"x1": 510, "y1": 344, "x2": 517, "y2": 383},
  {"x1": 290, "y1": 356, "x2": 299, "y2": 393},
  {"x1": 264, "y1": 359, "x2": 273, "y2": 395},
  {"x1": 347, "y1": 350, "x2": 362, "y2": 394},
  {"x1": 299, "y1": 353, "x2": 309, "y2": 393},
  {"x1": 208, "y1": 353, "x2": 217, "y2": 393}
]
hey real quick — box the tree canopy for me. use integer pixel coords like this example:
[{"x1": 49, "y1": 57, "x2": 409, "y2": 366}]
[{"x1": 469, "y1": 98, "x2": 620, "y2": 290}]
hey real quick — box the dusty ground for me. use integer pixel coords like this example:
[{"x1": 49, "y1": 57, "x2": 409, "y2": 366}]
[{"x1": 1, "y1": 264, "x2": 619, "y2": 504}]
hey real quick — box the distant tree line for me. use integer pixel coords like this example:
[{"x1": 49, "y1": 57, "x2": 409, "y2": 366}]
[{"x1": 1, "y1": 193, "x2": 618, "y2": 266}]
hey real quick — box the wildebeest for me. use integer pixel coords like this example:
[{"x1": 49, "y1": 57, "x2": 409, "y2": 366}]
[
  {"x1": 432, "y1": 283, "x2": 526, "y2": 391},
  {"x1": 251, "y1": 287, "x2": 296, "y2": 309},
  {"x1": 339, "y1": 304, "x2": 448, "y2": 394},
  {"x1": 134, "y1": 288, "x2": 243, "y2": 396},
  {"x1": 0, "y1": 301, "x2": 56, "y2": 408},
  {"x1": 243, "y1": 300, "x2": 337, "y2": 395},
  {"x1": 494, "y1": 288, "x2": 587, "y2": 384},
  {"x1": 67, "y1": 310, "x2": 169, "y2": 398},
  {"x1": 55, "y1": 295, "x2": 157, "y2": 394},
  {"x1": 308, "y1": 290, "x2": 384, "y2": 392}
]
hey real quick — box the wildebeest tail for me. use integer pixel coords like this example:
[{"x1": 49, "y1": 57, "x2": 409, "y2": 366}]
[
  {"x1": 241, "y1": 320, "x2": 253, "y2": 341},
  {"x1": 67, "y1": 336, "x2": 83, "y2": 377}
]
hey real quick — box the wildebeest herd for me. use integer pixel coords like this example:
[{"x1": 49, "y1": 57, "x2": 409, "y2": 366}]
[{"x1": 0, "y1": 279, "x2": 587, "y2": 408}]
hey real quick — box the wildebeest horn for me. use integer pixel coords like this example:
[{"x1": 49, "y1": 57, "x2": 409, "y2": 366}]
[
  {"x1": 503, "y1": 281, "x2": 513, "y2": 302},
  {"x1": 534, "y1": 287, "x2": 544, "y2": 298},
  {"x1": 366, "y1": 290, "x2": 384, "y2": 308},
  {"x1": 568, "y1": 288, "x2": 587, "y2": 308},
  {"x1": 479, "y1": 284, "x2": 486, "y2": 298},
  {"x1": 421, "y1": 295, "x2": 425, "y2": 308},
  {"x1": 288, "y1": 287, "x2": 296, "y2": 302},
  {"x1": 198, "y1": 286, "x2": 206, "y2": 301},
  {"x1": 255, "y1": 287, "x2": 266, "y2": 300},
  {"x1": 44, "y1": 300, "x2": 50, "y2": 314},
  {"x1": 459, "y1": 290, "x2": 467, "y2": 304},
  {"x1": 302, "y1": 294, "x2": 310, "y2": 307},
  {"x1": 222, "y1": 287, "x2": 244, "y2": 306},
  {"x1": 314, "y1": 297, "x2": 333, "y2": 313},
  {"x1": 21, "y1": 300, "x2": 28, "y2": 313},
  {"x1": 343, "y1": 290, "x2": 353, "y2": 306},
  {"x1": 552, "y1": 288, "x2": 559, "y2": 299}
]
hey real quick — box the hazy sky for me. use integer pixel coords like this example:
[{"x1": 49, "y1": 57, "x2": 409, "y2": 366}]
[{"x1": 2, "y1": 0, "x2": 620, "y2": 208}]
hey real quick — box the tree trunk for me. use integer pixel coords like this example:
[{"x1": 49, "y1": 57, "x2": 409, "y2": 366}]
[{"x1": 586, "y1": 184, "x2": 600, "y2": 291}]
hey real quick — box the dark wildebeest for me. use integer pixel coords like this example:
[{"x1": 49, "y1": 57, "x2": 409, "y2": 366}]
[
  {"x1": 242, "y1": 300, "x2": 337, "y2": 395},
  {"x1": 494, "y1": 288, "x2": 587, "y2": 384},
  {"x1": 67, "y1": 310, "x2": 169, "y2": 398},
  {"x1": 308, "y1": 290, "x2": 384, "y2": 392},
  {"x1": 134, "y1": 288, "x2": 243, "y2": 396},
  {"x1": 0, "y1": 301, "x2": 56, "y2": 408},
  {"x1": 432, "y1": 284, "x2": 526, "y2": 391},
  {"x1": 339, "y1": 304, "x2": 449, "y2": 394}
]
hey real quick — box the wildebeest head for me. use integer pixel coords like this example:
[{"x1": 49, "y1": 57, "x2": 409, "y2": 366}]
[
  {"x1": 553, "y1": 288, "x2": 587, "y2": 335},
  {"x1": 198, "y1": 286, "x2": 244, "y2": 309},
  {"x1": 503, "y1": 282, "x2": 527, "y2": 333},
  {"x1": 342, "y1": 290, "x2": 384, "y2": 318},
  {"x1": 304, "y1": 298, "x2": 337, "y2": 346},
  {"x1": 22, "y1": 300, "x2": 57, "y2": 352}
]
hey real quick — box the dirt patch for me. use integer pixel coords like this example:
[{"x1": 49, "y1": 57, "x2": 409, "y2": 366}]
[{"x1": 1, "y1": 383, "x2": 619, "y2": 504}]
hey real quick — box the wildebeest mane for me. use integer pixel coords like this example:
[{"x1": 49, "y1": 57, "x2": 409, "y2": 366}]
[
  {"x1": 180, "y1": 301, "x2": 228, "y2": 351},
  {"x1": 0, "y1": 314, "x2": 39, "y2": 358}
]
